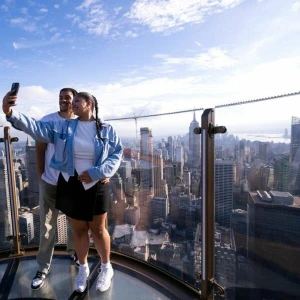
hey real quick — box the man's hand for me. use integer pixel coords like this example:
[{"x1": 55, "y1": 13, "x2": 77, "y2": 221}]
[
  {"x1": 100, "y1": 177, "x2": 110, "y2": 184},
  {"x1": 2, "y1": 91, "x2": 17, "y2": 117}
]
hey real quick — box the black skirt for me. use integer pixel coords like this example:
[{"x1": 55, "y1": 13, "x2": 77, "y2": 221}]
[{"x1": 56, "y1": 172, "x2": 110, "y2": 221}]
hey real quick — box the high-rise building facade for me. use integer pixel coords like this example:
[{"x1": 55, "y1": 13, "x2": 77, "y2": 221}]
[
  {"x1": 248, "y1": 190, "x2": 300, "y2": 297},
  {"x1": 150, "y1": 197, "x2": 169, "y2": 224},
  {"x1": 289, "y1": 116, "x2": 300, "y2": 195},
  {"x1": 0, "y1": 157, "x2": 13, "y2": 248},
  {"x1": 166, "y1": 136, "x2": 174, "y2": 162},
  {"x1": 188, "y1": 112, "x2": 201, "y2": 168},
  {"x1": 273, "y1": 154, "x2": 289, "y2": 192},
  {"x1": 25, "y1": 138, "x2": 39, "y2": 207},
  {"x1": 215, "y1": 160, "x2": 234, "y2": 228},
  {"x1": 19, "y1": 209, "x2": 34, "y2": 245},
  {"x1": 139, "y1": 127, "x2": 153, "y2": 193}
]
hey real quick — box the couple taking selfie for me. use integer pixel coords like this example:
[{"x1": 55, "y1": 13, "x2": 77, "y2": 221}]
[{"x1": 2, "y1": 85, "x2": 123, "y2": 293}]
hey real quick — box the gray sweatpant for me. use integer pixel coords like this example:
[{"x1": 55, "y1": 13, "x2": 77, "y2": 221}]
[{"x1": 36, "y1": 179, "x2": 74, "y2": 273}]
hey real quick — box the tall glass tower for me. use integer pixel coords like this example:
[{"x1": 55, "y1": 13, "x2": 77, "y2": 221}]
[
  {"x1": 0, "y1": 157, "x2": 13, "y2": 248},
  {"x1": 188, "y1": 111, "x2": 201, "y2": 168},
  {"x1": 289, "y1": 116, "x2": 300, "y2": 195}
]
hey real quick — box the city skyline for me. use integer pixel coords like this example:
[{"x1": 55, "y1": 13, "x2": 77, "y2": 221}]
[
  {"x1": 0, "y1": 0, "x2": 300, "y2": 138},
  {"x1": 1, "y1": 105, "x2": 300, "y2": 298}
]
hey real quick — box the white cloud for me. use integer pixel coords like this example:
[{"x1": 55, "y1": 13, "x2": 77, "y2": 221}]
[
  {"x1": 74, "y1": 3, "x2": 112, "y2": 36},
  {"x1": 11, "y1": 18, "x2": 26, "y2": 25},
  {"x1": 10, "y1": 18, "x2": 37, "y2": 32},
  {"x1": 12, "y1": 36, "x2": 63, "y2": 50},
  {"x1": 125, "y1": 30, "x2": 138, "y2": 38},
  {"x1": 114, "y1": 6, "x2": 122, "y2": 15},
  {"x1": 291, "y1": 1, "x2": 300, "y2": 12},
  {"x1": 0, "y1": 57, "x2": 17, "y2": 68},
  {"x1": 76, "y1": 0, "x2": 99, "y2": 10},
  {"x1": 154, "y1": 47, "x2": 237, "y2": 70},
  {"x1": 54, "y1": 4, "x2": 59, "y2": 9},
  {"x1": 40, "y1": 8, "x2": 48, "y2": 13},
  {"x1": 249, "y1": 37, "x2": 274, "y2": 56},
  {"x1": 126, "y1": 0, "x2": 244, "y2": 32},
  {"x1": 20, "y1": 7, "x2": 28, "y2": 14},
  {"x1": 4, "y1": 54, "x2": 300, "y2": 139},
  {"x1": 1, "y1": 5, "x2": 9, "y2": 11}
]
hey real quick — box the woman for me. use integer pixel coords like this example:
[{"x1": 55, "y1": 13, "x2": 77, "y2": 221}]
[{"x1": 2, "y1": 91, "x2": 123, "y2": 293}]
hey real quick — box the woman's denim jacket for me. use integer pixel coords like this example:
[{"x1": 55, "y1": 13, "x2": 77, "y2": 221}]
[{"x1": 7, "y1": 111, "x2": 123, "y2": 181}]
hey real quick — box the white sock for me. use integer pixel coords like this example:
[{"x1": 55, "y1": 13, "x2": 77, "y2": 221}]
[
  {"x1": 80, "y1": 263, "x2": 89, "y2": 269},
  {"x1": 101, "y1": 262, "x2": 112, "y2": 269}
]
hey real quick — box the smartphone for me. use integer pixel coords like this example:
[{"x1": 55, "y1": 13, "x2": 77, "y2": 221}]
[{"x1": 11, "y1": 82, "x2": 20, "y2": 96}]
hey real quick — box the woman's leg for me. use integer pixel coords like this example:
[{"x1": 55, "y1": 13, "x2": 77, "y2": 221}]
[
  {"x1": 89, "y1": 213, "x2": 114, "y2": 292},
  {"x1": 89, "y1": 213, "x2": 110, "y2": 263},
  {"x1": 69, "y1": 218, "x2": 90, "y2": 264}
]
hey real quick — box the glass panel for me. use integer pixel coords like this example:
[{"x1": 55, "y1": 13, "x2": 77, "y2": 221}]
[
  {"x1": 1, "y1": 109, "x2": 204, "y2": 291},
  {"x1": 0, "y1": 262, "x2": 8, "y2": 282},
  {"x1": 215, "y1": 95, "x2": 300, "y2": 299},
  {"x1": 107, "y1": 110, "x2": 203, "y2": 288}
]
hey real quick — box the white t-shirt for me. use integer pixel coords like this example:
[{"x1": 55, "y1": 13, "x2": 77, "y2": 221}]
[
  {"x1": 40, "y1": 112, "x2": 75, "y2": 185},
  {"x1": 61, "y1": 120, "x2": 98, "y2": 190}
]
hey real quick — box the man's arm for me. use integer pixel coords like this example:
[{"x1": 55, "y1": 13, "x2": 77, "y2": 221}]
[{"x1": 36, "y1": 141, "x2": 47, "y2": 179}]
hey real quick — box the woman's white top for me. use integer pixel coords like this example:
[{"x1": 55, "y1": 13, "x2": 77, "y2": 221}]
[{"x1": 62, "y1": 120, "x2": 98, "y2": 190}]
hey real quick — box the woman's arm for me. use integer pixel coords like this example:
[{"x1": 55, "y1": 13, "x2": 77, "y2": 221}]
[{"x1": 88, "y1": 126, "x2": 123, "y2": 181}]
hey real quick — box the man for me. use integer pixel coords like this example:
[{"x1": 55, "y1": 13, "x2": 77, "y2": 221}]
[{"x1": 31, "y1": 88, "x2": 79, "y2": 290}]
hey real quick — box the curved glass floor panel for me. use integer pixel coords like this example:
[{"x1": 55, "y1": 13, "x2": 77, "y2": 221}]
[{"x1": 0, "y1": 255, "x2": 177, "y2": 300}]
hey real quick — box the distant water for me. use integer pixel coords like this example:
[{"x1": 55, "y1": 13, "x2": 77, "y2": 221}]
[{"x1": 234, "y1": 133, "x2": 290, "y2": 143}]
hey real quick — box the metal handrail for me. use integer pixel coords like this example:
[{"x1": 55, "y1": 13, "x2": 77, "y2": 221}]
[
  {"x1": 195, "y1": 109, "x2": 226, "y2": 299},
  {"x1": 0, "y1": 126, "x2": 24, "y2": 257}
]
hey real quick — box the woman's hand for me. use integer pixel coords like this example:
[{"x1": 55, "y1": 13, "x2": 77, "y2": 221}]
[
  {"x1": 78, "y1": 171, "x2": 110, "y2": 184},
  {"x1": 2, "y1": 91, "x2": 17, "y2": 117},
  {"x1": 78, "y1": 171, "x2": 92, "y2": 184}
]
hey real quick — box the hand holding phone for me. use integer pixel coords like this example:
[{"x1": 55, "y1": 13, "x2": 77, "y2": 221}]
[{"x1": 11, "y1": 82, "x2": 20, "y2": 96}]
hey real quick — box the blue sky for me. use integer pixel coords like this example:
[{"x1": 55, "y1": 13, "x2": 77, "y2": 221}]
[{"x1": 1, "y1": 0, "x2": 300, "y2": 139}]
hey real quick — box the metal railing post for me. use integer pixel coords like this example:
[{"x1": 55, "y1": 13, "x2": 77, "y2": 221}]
[
  {"x1": 201, "y1": 109, "x2": 215, "y2": 299},
  {"x1": 194, "y1": 109, "x2": 226, "y2": 299},
  {"x1": 0, "y1": 126, "x2": 24, "y2": 257}
]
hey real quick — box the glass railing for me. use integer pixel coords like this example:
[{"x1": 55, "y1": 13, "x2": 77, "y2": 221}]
[
  {"x1": 1, "y1": 93, "x2": 300, "y2": 299},
  {"x1": 215, "y1": 94, "x2": 300, "y2": 299}
]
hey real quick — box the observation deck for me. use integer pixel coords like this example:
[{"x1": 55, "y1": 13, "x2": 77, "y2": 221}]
[{"x1": 1, "y1": 96, "x2": 300, "y2": 300}]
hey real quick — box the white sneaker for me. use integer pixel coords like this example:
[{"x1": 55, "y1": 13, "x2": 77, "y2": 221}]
[
  {"x1": 75, "y1": 265, "x2": 90, "y2": 293},
  {"x1": 96, "y1": 266, "x2": 114, "y2": 292}
]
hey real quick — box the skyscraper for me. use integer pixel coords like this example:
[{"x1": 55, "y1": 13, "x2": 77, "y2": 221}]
[
  {"x1": 139, "y1": 127, "x2": 153, "y2": 193},
  {"x1": 153, "y1": 149, "x2": 168, "y2": 198},
  {"x1": 149, "y1": 197, "x2": 169, "y2": 224},
  {"x1": 215, "y1": 160, "x2": 234, "y2": 228},
  {"x1": 135, "y1": 127, "x2": 154, "y2": 232},
  {"x1": 0, "y1": 157, "x2": 13, "y2": 248},
  {"x1": 248, "y1": 190, "x2": 300, "y2": 297},
  {"x1": 25, "y1": 138, "x2": 39, "y2": 207},
  {"x1": 174, "y1": 145, "x2": 184, "y2": 175},
  {"x1": 289, "y1": 116, "x2": 300, "y2": 195},
  {"x1": 273, "y1": 154, "x2": 289, "y2": 192},
  {"x1": 166, "y1": 136, "x2": 174, "y2": 162},
  {"x1": 290, "y1": 116, "x2": 300, "y2": 162},
  {"x1": 19, "y1": 209, "x2": 34, "y2": 245},
  {"x1": 188, "y1": 112, "x2": 201, "y2": 168}
]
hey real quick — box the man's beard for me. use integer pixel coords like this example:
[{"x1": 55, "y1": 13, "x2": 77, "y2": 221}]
[{"x1": 59, "y1": 104, "x2": 70, "y2": 112}]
